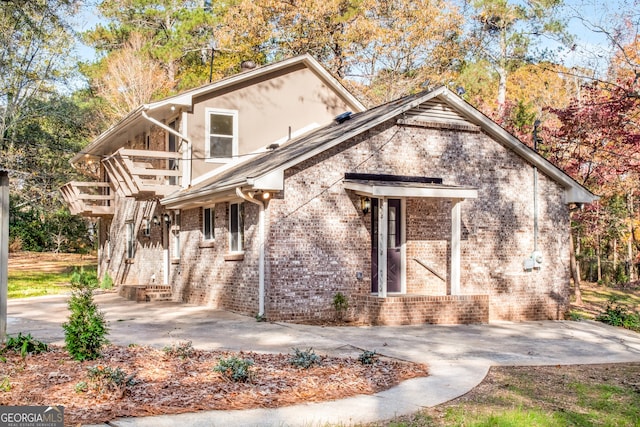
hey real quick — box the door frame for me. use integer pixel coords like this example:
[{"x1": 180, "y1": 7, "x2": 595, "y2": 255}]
[{"x1": 371, "y1": 197, "x2": 406, "y2": 297}]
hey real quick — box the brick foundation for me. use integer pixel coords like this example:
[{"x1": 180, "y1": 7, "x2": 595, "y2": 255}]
[{"x1": 351, "y1": 294, "x2": 490, "y2": 325}]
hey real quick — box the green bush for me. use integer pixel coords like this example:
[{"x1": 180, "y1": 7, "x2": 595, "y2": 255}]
[
  {"x1": 62, "y1": 280, "x2": 109, "y2": 361},
  {"x1": 289, "y1": 347, "x2": 321, "y2": 369},
  {"x1": 358, "y1": 349, "x2": 378, "y2": 365},
  {"x1": 163, "y1": 341, "x2": 194, "y2": 359},
  {"x1": 71, "y1": 267, "x2": 99, "y2": 289},
  {"x1": 3, "y1": 333, "x2": 48, "y2": 358},
  {"x1": 100, "y1": 273, "x2": 113, "y2": 290},
  {"x1": 213, "y1": 356, "x2": 254, "y2": 382},
  {"x1": 596, "y1": 298, "x2": 640, "y2": 332},
  {"x1": 332, "y1": 292, "x2": 348, "y2": 320},
  {"x1": 86, "y1": 365, "x2": 136, "y2": 394}
]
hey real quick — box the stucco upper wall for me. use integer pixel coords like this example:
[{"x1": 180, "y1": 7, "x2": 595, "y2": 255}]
[{"x1": 187, "y1": 64, "x2": 356, "y2": 181}]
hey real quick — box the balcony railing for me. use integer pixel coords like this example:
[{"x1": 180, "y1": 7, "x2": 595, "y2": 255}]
[
  {"x1": 60, "y1": 182, "x2": 114, "y2": 217},
  {"x1": 103, "y1": 148, "x2": 182, "y2": 199}
]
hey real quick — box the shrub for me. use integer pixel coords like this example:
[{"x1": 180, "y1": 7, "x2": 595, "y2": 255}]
[
  {"x1": 289, "y1": 347, "x2": 321, "y2": 369},
  {"x1": 71, "y1": 267, "x2": 99, "y2": 289},
  {"x1": 596, "y1": 297, "x2": 640, "y2": 332},
  {"x1": 163, "y1": 341, "x2": 194, "y2": 359},
  {"x1": 3, "y1": 333, "x2": 48, "y2": 358},
  {"x1": 100, "y1": 273, "x2": 113, "y2": 290},
  {"x1": 358, "y1": 350, "x2": 378, "y2": 365},
  {"x1": 332, "y1": 292, "x2": 348, "y2": 320},
  {"x1": 86, "y1": 365, "x2": 136, "y2": 395},
  {"x1": 214, "y1": 356, "x2": 254, "y2": 382},
  {"x1": 63, "y1": 280, "x2": 109, "y2": 361}
]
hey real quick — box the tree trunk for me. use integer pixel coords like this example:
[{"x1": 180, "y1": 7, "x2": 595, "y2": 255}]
[
  {"x1": 628, "y1": 192, "x2": 636, "y2": 282},
  {"x1": 597, "y1": 235, "x2": 602, "y2": 283},
  {"x1": 569, "y1": 223, "x2": 582, "y2": 305}
]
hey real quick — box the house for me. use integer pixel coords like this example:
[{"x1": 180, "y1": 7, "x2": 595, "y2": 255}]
[{"x1": 62, "y1": 55, "x2": 597, "y2": 325}]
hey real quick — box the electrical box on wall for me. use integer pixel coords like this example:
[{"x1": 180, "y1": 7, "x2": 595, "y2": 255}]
[{"x1": 523, "y1": 251, "x2": 543, "y2": 271}]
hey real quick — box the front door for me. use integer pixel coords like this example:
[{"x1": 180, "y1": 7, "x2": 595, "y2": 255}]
[{"x1": 371, "y1": 198, "x2": 402, "y2": 293}]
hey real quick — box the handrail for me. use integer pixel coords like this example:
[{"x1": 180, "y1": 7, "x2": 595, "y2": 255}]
[{"x1": 413, "y1": 258, "x2": 446, "y2": 282}]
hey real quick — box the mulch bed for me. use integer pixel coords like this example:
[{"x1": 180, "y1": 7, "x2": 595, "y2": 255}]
[{"x1": 0, "y1": 345, "x2": 429, "y2": 425}]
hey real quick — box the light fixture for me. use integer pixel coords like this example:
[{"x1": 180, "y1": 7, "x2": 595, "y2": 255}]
[
  {"x1": 261, "y1": 191, "x2": 271, "y2": 200},
  {"x1": 152, "y1": 216, "x2": 160, "y2": 226},
  {"x1": 361, "y1": 197, "x2": 371, "y2": 214},
  {"x1": 163, "y1": 213, "x2": 171, "y2": 224}
]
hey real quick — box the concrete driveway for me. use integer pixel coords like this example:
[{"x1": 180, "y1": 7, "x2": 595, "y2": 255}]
[{"x1": 7, "y1": 293, "x2": 640, "y2": 426}]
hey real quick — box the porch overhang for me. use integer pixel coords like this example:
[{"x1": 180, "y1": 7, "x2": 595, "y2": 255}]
[
  {"x1": 343, "y1": 180, "x2": 478, "y2": 199},
  {"x1": 344, "y1": 174, "x2": 478, "y2": 299}
]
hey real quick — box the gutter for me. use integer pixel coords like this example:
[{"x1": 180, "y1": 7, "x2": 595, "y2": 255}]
[{"x1": 235, "y1": 187, "x2": 267, "y2": 317}]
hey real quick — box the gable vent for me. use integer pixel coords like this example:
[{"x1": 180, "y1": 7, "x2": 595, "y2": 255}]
[{"x1": 399, "y1": 100, "x2": 480, "y2": 132}]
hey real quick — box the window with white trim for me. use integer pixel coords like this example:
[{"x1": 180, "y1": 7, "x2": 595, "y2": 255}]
[
  {"x1": 203, "y1": 206, "x2": 215, "y2": 241},
  {"x1": 205, "y1": 108, "x2": 237, "y2": 160},
  {"x1": 142, "y1": 218, "x2": 151, "y2": 237},
  {"x1": 229, "y1": 202, "x2": 244, "y2": 252},
  {"x1": 125, "y1": 222, "x2": 135, "y2": 259},
  {"x1": 171, "y1": 211, "x2": 181, "y2": 260}
]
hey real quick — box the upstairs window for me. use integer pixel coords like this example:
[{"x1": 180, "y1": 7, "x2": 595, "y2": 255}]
[
  {"x1": 206, "y1": 109, "x2": 237, "y2": 161},
  {"x1": 203, "y1": 206, "x2": 215, "y2": 241}
]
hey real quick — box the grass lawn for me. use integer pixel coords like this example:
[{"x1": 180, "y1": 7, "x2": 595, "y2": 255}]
[
  {"x1": 372, "y1": 363, "x2": 640, "y2": 427},
  {"x1": 7, "y1": 252, "x2": 97, "y2": 298},
  {"x1": 366, "y1": 281, "x2": 640, "y2": 427}
]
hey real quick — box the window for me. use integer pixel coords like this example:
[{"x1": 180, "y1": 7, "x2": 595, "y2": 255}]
[
  {"x1": 203, "y1": 206, "x2": 215, "y2": 241},
  {"x1": 206, "y1": 109, "x2": 237, "y2": 160},
  {"x1": 171, "y1": 211, "x2": 181, "y2": 260},
  {"x1": 125, "y1": 222, "x2": 135, "y2": 259},
  {"x1": 142, "y1": 218, "x2": 151, "y2": 237},
  {"x1": 168, "y1": 120, "x2": 179, "y2": 185},
  {"x1": 229, "y1": 202, "x2": 244, "y2": 252}
]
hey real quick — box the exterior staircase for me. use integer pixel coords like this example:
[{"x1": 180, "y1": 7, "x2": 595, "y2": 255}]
[
  {"x1": 144, "y1": 285, "x2": 173, "y2": 302},
  {"x1": 119, "y1": 284, "x2": 173, "y2": 302}
]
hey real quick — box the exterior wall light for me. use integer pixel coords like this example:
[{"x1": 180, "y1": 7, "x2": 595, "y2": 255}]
[
  {"x1": 361, "y1": 197, "x2": 371, "y2": 214},
  {"x1": 163, "y1": 213, "x2": 171, "y2": 224},
  {"x1": 261, "y1": 191, "x2": 271, "y2": 200},
  {"x1": 152, "y1": 216, "x2": 160, "y2": 226}
]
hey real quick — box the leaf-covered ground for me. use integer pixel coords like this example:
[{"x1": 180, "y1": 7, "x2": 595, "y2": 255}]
[{"x1": 0, "y1": 345, "x2": 428, "y2": 425}]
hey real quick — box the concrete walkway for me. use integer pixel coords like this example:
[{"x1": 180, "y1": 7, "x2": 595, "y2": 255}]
[{"x1": 8, "y1": 293, "x2": 640, "y2": 426}]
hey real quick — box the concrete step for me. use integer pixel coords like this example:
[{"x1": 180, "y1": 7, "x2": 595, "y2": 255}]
[{"x1": 145, "y1": 285, "x2": 173, "y2": 302}]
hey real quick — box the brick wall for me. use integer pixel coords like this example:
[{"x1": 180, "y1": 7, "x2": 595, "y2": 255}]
[
  {"x1": 351, "y1": 294, "x2": 489, "y2": 325},
  {"x1": 99, "y1": 109, "x2": 571, "y2": 325},
  {"x1": 172, "y1": 202, "x2": 261, "y2": 315},
  {"x1": 263, "y1": 119, "x2": 570, "y2": 323}
]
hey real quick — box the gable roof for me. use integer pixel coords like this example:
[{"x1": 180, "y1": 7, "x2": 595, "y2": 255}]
[
  {"x1": 161, "y1": 86, "x2": 597, "y2": 208},
  {"x1": 71, "y1": 54, "x2": 366, "y2": 164}
]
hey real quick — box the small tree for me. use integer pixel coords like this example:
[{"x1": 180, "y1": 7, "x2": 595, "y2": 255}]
[{"x1": 63, "y1": 270, "x2": 109, "y2": 361}]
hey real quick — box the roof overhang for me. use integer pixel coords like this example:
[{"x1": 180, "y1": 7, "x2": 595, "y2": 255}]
[{"x1": 344, "y1": 180, "x2": 478, "y2": 200}]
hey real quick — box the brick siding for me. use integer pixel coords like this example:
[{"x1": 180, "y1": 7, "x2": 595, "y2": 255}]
[{"x1": 100, "y1": 113, "x2": 571, "y2": 325}]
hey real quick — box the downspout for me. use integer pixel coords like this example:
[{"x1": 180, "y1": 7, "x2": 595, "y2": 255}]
[
  {"x1": 236, "y1": 188, "x2": 266, "y2": 317},
  {"x1": 141, "y1": 109, "x2": 193, "y2": 187}
]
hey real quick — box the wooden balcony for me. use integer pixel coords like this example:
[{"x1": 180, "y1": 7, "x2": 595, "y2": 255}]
[
  {"x1": 60, "y1": 182, "x2": 114, "y2": 217},
  {"x1": 103, "y1": 148, "x2": 182, "y2": 199}
]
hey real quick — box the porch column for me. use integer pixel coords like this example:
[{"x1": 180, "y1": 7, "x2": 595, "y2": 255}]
[
  {"x1": 378, "y1": 197, "x2": 388, "y2": 298},
  {"x1": 163, "y1": 221, "x2": 170, "y2": 285},
  {"x1": 451, "y1": 199, "x2": 461, "y2": 295}
]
